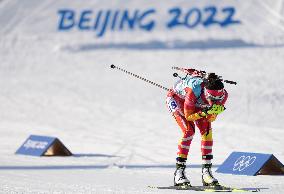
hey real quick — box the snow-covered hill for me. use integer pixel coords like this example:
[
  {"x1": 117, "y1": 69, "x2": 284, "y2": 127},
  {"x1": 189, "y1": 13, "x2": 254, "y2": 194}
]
[{"x1": 0, "y1": 0, "x2": 284, "y2": 193}]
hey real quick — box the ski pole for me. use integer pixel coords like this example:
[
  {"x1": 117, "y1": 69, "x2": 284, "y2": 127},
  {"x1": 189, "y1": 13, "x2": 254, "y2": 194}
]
[
  {"x1": 110, "y1": 64, "x2": 170, "y2": 91},
  {"x1": 172, "y1": 66, "x2": 237, "y2": 85}
]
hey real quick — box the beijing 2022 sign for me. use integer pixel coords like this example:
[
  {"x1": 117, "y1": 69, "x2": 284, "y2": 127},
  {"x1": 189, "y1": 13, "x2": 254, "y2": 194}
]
[{"x1": 57, "y1": 6, "x2": 241, "y2": 38}]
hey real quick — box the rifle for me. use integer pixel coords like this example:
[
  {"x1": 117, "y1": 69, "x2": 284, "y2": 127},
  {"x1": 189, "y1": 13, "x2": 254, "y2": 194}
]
[{"x1": 172, "y1": 66, "x2": 237, "y2": 85}]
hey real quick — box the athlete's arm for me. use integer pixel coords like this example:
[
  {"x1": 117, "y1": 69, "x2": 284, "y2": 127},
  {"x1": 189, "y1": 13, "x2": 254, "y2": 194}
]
[{"x1": 184, "y1": 88, "x2": 205, "y2": 121}]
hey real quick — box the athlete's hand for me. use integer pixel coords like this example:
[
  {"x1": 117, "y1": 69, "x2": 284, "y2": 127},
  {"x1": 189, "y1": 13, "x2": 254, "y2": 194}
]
[
  {"x1": 186, "y1": 105, "x2": 225, "y2": 122},
  {"x1": 204, "y1": 104, "x2": 225, "y2": 115}
]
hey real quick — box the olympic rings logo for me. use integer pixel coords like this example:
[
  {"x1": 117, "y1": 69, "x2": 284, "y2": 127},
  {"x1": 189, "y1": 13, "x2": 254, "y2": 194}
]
[{"x1": 233, "y1": 155, "x2": 256, "y2": 171}]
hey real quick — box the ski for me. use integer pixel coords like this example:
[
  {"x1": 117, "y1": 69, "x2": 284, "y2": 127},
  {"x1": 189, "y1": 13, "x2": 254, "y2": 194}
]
[{"x1": 148, "y1": 185, "x2": 260, "y2": 192}]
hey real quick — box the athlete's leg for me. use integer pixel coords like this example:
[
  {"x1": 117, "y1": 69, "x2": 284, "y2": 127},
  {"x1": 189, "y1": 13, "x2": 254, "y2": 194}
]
[
  {"x1": 166, "y1": 94, "x2": 195, "y2": 186},
  {"x1": 166, "y1": 95, "x2": 195, "y2": 161},
  {"x1": 195, "y1": 119, "x2": 213, "y2": 163},
  {"x1": 195, "y1": 119, "x2": 219, "y2": 186}
]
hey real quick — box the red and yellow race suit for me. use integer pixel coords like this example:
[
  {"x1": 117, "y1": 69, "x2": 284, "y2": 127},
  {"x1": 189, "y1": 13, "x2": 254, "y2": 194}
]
[{"x1": 166, "y1": 75, "x2": 228, "y2": 162}]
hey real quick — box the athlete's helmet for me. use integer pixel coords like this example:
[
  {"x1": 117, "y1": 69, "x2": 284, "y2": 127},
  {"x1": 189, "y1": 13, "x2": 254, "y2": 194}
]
[{"x1": 204, "y1": 73, "x2": 225, "y2": 103}]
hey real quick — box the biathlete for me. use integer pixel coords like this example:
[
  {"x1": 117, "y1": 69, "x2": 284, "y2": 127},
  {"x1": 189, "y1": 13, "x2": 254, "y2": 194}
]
[{"x1": 166, "y1": 70, "x2": 228, "y2": 187}]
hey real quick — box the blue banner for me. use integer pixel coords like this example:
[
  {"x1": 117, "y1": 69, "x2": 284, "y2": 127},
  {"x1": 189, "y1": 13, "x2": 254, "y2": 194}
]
[
  {"x1": 16, "y1": 135, "x2": 56, "y2": 156},
  {"x1": 216, "y1": 152, "x2": 274, "y2": 176},
  {"x1": 57, "y1": 5, "x2": 241, "y2": 38}
]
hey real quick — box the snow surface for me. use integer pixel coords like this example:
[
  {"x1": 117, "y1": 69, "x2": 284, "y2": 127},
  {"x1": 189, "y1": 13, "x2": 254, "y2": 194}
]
[{"x1": 0, "y1": 0, "x2": 284, "y2": 193}]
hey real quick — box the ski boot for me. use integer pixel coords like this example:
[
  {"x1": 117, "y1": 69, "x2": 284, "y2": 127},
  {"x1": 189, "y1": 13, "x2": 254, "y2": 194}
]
[
  {"x1": 174, "y1": 163, "x2": 191, "y2": 187},
  {"x1": 202, "y1": 163, "x2": 219, "y2": 186}
]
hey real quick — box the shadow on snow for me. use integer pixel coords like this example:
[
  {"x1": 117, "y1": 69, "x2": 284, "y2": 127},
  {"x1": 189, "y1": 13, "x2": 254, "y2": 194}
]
[
  {"x1": 63, "y1": 39, "x2": 284, "y2": 52},
  {"x1": 0, "y1": 164, "x2": 220, "y2": 170}
]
